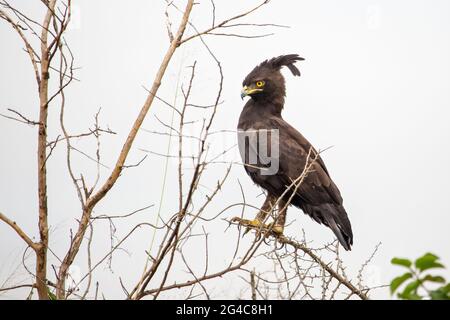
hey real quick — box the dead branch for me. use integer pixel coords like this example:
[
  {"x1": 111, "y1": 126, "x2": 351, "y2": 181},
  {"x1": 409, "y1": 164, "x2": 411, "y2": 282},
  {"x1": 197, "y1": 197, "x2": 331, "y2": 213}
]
[
  {"x1": 0, "y1": 108, "x2": 41, "y2": 126},
  {"x1": 275, "y1": 235, "x2": 369, "y2": 300},
  {"x1": 179, "y1": 0, "x2": 273, "y2": 44},
  {"x1": 0, "y1": 212, "x2": 38, "y2": 251},
  {"x1": 55, "y1": 0, "x2": 196, "y2": 298}
]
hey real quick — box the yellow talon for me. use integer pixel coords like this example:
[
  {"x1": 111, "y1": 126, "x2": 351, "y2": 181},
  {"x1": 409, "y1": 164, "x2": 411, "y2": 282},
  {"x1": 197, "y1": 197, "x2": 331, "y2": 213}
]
[
  {"x1": 268, "y1": 223, "x2": 284, "y2": 235},
  {"x1": 231, "y1": 217, "x2": 284, "y2": 236},
  {"x1": 232, "y1": 217, "x2": 266, "y2": 228}
]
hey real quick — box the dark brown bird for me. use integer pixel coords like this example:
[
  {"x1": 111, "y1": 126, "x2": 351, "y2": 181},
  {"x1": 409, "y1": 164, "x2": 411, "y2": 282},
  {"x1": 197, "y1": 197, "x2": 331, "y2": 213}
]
[{"x1": 234, "y1": 54, "x2": 353, "y2": 250}]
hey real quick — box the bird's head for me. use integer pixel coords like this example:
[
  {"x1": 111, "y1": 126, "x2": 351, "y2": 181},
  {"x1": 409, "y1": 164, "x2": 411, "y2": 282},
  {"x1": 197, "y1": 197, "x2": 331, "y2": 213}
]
[{"x1": 241, "y1": 54, "x2": 304, "y2": 107}]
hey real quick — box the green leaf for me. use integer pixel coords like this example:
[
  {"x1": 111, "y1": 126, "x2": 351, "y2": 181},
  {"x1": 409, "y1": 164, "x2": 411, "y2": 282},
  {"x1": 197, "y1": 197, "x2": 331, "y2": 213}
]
[
  {"x1": 390, "y1": 272, "x2": 413, "y2": 294},
  {"x1": 398, "y1": 291, "x2": 422, "y2": 300},
  {"x1": 422, "y1": 275, "x2": 446, "y2": 284},
  {"x1": 430, "y1": 288, "x2": 450, "y2": 300},
  {"x1": 391, "y1": 257, "x2": 412, "y2": 268},
  {"x1": 415, "y1": 253, "x2": 445, "y2": 272},
  {"x1": 401, "y1": 280, "x2": 421, "y2": 297},
  {"x1": 441, "y1": 283, "x2": 450, "y2": 293},
  {"x1": 397, "y1": 279, "x2": 422, "y2": 300},
  {"x1": 398, "y1": 280, "x2": 422, "y2": 300}
]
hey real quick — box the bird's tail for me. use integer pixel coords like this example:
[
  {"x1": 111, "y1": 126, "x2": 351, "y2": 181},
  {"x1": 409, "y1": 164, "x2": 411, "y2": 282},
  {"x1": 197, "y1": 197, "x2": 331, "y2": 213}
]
[{"x1": 299, "y1": 202, "x2": 353, "y2": 251}]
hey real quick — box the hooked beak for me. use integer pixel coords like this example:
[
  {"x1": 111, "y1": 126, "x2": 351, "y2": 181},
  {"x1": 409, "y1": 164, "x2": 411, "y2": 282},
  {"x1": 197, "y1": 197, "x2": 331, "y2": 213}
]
[
  {"x1": 240, "y1": 86, "x2": 249, "y2": 100},
  {"x1": 240, "y1": 85, "x2": 263, "y2": 100}
]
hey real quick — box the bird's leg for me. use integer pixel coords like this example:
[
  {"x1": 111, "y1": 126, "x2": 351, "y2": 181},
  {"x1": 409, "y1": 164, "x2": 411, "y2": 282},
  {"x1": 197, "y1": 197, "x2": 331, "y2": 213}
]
[
  {"x1": 269, "y1": 198, "x2": 288, "y2": 235},
  {"x1": 231, "y1": 194, "x2": 277, "y2": 235},
  {"x1": 255, "y1": 194, "x2": 276, "y2": 223}
]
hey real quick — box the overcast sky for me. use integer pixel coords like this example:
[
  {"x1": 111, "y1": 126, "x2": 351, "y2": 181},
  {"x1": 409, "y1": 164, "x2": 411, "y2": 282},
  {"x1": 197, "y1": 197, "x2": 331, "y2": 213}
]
[{"x1": 1, "y1": 0, "x2": 450, "y2": 299}]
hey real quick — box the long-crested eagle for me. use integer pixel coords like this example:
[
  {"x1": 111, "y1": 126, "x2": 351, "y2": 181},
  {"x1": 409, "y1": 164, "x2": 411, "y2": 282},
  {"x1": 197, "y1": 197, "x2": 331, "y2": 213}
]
[{"x1": 233, "y1": 54, "x2": 353, "y2": 250}]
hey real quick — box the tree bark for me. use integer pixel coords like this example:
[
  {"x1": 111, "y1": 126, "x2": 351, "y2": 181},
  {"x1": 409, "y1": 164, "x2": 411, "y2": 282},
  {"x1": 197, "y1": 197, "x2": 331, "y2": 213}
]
[{"x1": 35, "y1": 0, "x2": 57, "y2": 300}]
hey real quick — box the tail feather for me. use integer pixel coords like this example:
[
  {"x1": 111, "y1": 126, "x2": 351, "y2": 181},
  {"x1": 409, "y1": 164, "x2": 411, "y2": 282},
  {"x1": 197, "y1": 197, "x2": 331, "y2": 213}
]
[
  {"x1": 298, "y1": 202, "x2": 353, "y2": 251},
  {"x1": 326, "y1": 214, "x2": 353, "y2": 251}
]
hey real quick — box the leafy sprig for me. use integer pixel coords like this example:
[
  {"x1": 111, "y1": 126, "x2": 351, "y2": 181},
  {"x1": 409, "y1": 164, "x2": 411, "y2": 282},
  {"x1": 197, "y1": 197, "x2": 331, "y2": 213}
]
[{"x1": 390, "y1": 253, "x2": 450, "y2": 300}]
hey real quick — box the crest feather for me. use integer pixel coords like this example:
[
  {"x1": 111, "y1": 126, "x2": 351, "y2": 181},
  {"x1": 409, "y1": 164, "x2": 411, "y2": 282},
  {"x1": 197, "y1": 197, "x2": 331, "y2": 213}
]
[
  {"x1": 242, "y1": 54, "x2": 304, "y2": 86},
  {"x1": 265, "y1": 54, "x2": 304, "y2": 76}
]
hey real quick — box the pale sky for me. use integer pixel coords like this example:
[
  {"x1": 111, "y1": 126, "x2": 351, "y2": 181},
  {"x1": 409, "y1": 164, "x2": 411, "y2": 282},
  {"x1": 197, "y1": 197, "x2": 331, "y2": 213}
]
[{"x1": 1, "y1": 0, "x2": 450, "y2": 299}]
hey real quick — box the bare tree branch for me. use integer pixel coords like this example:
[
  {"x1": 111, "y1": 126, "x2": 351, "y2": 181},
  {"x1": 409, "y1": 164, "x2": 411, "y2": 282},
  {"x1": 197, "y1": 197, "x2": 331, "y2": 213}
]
[{"x1": 0, "y1": 212, "x2": 38, "y2": 251}]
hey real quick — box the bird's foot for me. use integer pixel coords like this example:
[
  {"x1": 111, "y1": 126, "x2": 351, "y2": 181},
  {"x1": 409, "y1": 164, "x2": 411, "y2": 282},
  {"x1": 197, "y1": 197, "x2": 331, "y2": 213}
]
[
  {"x1": 230, "y1": 217, "x2": 284, "y2": 236},
  {"x1": 267, "y1": 222, "x2": 284, "y2": 236},
  {"x1": 231, "y1": 217, "x2": 266, "y2": 230}
]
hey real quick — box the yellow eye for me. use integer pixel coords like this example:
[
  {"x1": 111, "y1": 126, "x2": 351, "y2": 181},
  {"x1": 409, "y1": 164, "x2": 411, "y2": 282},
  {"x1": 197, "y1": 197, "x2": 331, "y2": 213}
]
[{"x1": 256, "y1": 81, "x2": 265, "y2": 87}]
